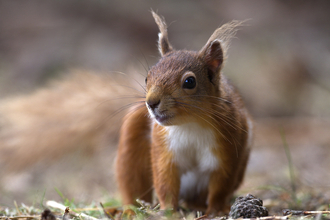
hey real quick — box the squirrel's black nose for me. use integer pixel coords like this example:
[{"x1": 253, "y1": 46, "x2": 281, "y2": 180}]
[{"x1": 147, "y1": 99, "x2": 160, "y2": 110}]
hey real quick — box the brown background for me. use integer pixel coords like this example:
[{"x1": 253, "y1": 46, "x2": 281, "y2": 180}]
[{"x1": 0, "y1": 0, "x2": 329, "y2": 212}]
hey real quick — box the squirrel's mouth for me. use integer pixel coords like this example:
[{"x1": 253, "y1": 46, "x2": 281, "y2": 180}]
[
  {"x1": 148, "y1": 109, "x2": 173, "y2": 125},
  {"x1": 155, "y1": 114, "x2": 171, "y2": 124}
]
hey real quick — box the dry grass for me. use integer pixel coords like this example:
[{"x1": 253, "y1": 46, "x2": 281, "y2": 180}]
[{"x1": 0, "y1": 187, "x2": 329, "y2": 220}]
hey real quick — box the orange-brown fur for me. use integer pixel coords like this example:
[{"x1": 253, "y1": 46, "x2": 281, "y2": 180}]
[
  {"x1": 116, "y1": 12, "x2": 252, "y2": 214},
  {"x1": 116, "y1": 105, "x2": 153, "y2": 204},
  {"x1": 151, "y1": 124, "x2": 180, "y2": 209}
]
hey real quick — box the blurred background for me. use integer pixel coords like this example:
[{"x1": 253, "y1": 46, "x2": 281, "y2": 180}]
[{"x1": 0, "y1": 0, "x2": 329, "y2": 213}]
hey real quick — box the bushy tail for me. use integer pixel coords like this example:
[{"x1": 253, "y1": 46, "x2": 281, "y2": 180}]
[{"x1": 0, "y1": 70, "x2": 142, "y2": 172}]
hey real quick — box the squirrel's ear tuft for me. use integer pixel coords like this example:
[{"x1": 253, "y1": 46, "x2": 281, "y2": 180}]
[
  {"x1": 199, "y1": 40, "x2": 223, "y2": 74},
  {"x1": 151, "y1": 11, "x2": 173, "y2": 56},
  {"x1": 199, "y1": 20, "x2": 245, "y2": 74}
]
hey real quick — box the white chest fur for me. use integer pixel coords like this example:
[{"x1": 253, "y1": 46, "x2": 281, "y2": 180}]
[{"x1": 165, "y1": 123, "x2": 220, "y2": 200}]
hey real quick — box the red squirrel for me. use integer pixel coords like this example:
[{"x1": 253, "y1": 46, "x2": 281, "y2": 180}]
[{"x1": 116, "y1": 12, "x2": 252, "y2": 214}]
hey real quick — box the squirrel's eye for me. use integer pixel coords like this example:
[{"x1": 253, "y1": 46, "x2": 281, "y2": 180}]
[
  {"x1": 145, "y1": 77, "x2": 147, "y2": 84},
  {"x1": 183, "y1": 76, "x2": 196, "y2": 89}
]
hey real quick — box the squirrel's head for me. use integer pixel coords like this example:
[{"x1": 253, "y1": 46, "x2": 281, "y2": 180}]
[{"x1": 146, "y1": 11, "x2": 242, "y2": 126}]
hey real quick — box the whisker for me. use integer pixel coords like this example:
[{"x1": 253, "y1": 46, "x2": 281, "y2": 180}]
[
  {"x1": 120, "y1": 102, "x2": 149, "y2": 128},
  {"x1": 189, "y1": 111, "x2": 232, "y2": 145},
  {"x1": 174, "y1": 97, "x2": 247, "y2": 133},
  {"x1": 96, "y1": 101, "x2": 145, "y2": 129},
  {"x1": 139, "y1": 49, "x2": 151, "y2": 72},
  {"x1": 109, "y1": 71, "x2": 147, "y2": 94},
  {"x1": 113, "y1": 83, "x2": 145, "y2": 94},
  {"x1": 174, "y1": 100, "x2": 244, "y2": 152},
  {"x1": 96, "y1": 95, "x2": 145, "y2": 109},
  {"x1": 177, "y1": 94, "x2": 232, "y2": 104},
  {"x1": 136, "y1": 60, "x2": 149, "y2": 76},
  {"x1": 175, "y1": 100, "x2": 242, "y2": 132},
  {"x1": 175, "y1": 95, "x2": 236, "y2": 121},
  {"x1": 173, "y1": 100, "x2": 231, "y2": 142}
]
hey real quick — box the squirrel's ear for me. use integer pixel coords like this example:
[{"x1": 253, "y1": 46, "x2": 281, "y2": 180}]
[
  {"x1": 151, "y1": 11, "x2": 173, "y2": 56},
  {"x1": 199, "y1": 40, "x2": 224, "y2": 74},
  {"x1": 199, "y1": 20, "x2": 245, "y2": 75}
]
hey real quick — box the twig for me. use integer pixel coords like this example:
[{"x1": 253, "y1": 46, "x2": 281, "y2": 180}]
[
  {"x1": 194, "y1": 214, "x2": 207, "y2": 220},
  {"x1": 283, "y1": 209, "x2": 330, "y2": 216},
  {"x1": 0, "y1": 216, "x2": 39, "y2": 219},
  {"x1": 99, "y1": 202, "x2": 114, "y2": 219},
  {"x1": 73, "y1": 208, "x2": 100, "y2": 211},
  {"x1": 13, "y1": 201, "x2": 21, "y2": 216},
  {"x1": 228, "y1": 216, "x2": 288, "y2": 220},
  {"x1": 46, "y1": 201, "x2": 67, "y2": 212},
  {"x1": 46, "y1": 200, "x2": 99, "y2": 220},
  {"x1": 152, "y1": 203, "x2": 160, "y2": 210},
  {"x1": 179, "y1": 209, "x2": 186, "y2": 220},
  {"x1": 305, "y1": 210, "x2": 330, "y2": 215},
  {"x1": 63, "y1": 207, "x2": 71, "y2": 220}
]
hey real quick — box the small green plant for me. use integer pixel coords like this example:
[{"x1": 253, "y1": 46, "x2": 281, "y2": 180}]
[
  {"x1": 280, "y1": 128, "x2": 298, "y2": 208},
  {"x1": 54, "y1": 187, "x2": 76, "y2": 209}
]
